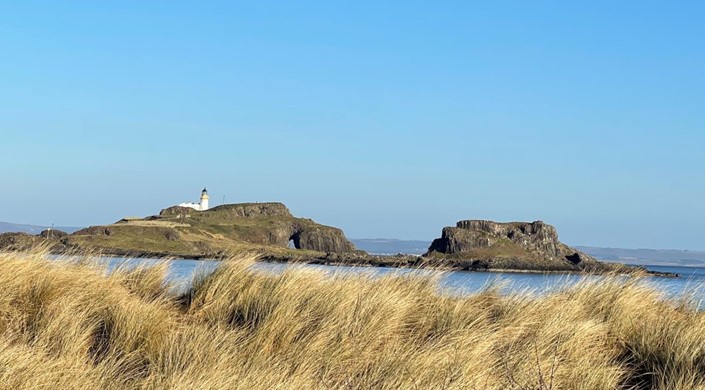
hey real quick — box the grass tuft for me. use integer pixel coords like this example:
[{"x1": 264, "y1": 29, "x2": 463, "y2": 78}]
[{"x1": 0, "y1": 250, "x2": 702, "y2": 389}]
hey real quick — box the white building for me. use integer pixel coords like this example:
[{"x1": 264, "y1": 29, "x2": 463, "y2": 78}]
[{"x1": 178, "y1": 188, "x2": 210, "y2": 211}]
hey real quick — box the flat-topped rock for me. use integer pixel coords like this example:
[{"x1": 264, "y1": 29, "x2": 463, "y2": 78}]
[
  {"x1": 426, "y1": 220, "x2": 609, "y2": 271},
  {"x1": 208, "y1": 202, "x2": 293, "y2": 218}
]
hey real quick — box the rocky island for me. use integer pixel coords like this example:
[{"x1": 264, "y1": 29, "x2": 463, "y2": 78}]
[
  {"x1": 19, "y1": 202, "x2": 359, "y2": 259},
  {"x1": 0, "y1": 204, "x2": 676, "y2": 276},
  {"x1": 424, "y1": 220, "x2": 616, "y2": 272},
  {"x1": 423, "y1": 219, "x2": 677, "y2": 276}
]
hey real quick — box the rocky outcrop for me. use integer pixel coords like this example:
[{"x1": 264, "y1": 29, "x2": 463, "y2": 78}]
[
  {"x1": 39, "y1": 229, "x2": 69, "y2": 239},
  {"x1": 0, "y1": 232, "x2": 56, "y2": 251},
  {"x1": 73, "y1": 226, "x2": 114, "y2": 236},
  {"x1": 159, "y1": 203, "x2": 294, "y2": 218},
  {"x1": 158, "y1": 206, "x2": 195, "y2": 217},
  {"x1": 207, "y1": 203, "x2": 293, "y2": 218},
  {"x1": 293, "y1": 224, "x2": 355, "y2": 253},
  {"x1": 198, "y1": 203, "x2": 354, "y2": 253},
  {"x1": 426, "y1": 220, "x2": 605, "y2": 271},
  {"x1": 68, "y1": 202, "x2": 357, "y2": 257}
]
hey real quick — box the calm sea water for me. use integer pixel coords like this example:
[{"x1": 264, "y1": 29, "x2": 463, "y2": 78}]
[{"x1": 96, "y1": 257, "x2": 705, "y2": 306}]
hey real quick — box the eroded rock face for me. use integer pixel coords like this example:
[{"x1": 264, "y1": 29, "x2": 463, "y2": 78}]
[
  {"x1": 206, "y1": 203, "x2": 293, "y2": 218},
  {"x1": 294, "y1": 225, "x2": 355, "y2": 253},
  {"x1": 431, "y1": 220, "x2": 561, "y2": 258},
  {"x1": 159, "y1": 206, "x2": 196, "y2": 217},
  {"x1": 250, "y1": 220, "x2": 356, "y2": 253},
  {"x1": 426, "y1": 220, "x2": 598, "y2": 270},
  {"x1": 73, "y1": 226, "x2": 113, "y2": 236},
  {"x1": 202, "y1": 203, "x2": 355, "y2": 253}
]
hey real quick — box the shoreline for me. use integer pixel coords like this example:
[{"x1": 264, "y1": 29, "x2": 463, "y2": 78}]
[
  {"x1": 259, "y1": 257, "x2": 680, "y2": 278},
  {"x1": 45, "y1": 248, "x2": 680, "y2": 278}
]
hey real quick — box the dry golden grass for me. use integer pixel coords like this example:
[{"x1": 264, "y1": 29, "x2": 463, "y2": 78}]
[{"x1": 0, "y1": 250, "x2": 702, "y2": 389}]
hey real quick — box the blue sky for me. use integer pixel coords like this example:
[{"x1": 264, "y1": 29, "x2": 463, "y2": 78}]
[{"x1": 1, "y1": 1, "x2": 704, "y2": 249}]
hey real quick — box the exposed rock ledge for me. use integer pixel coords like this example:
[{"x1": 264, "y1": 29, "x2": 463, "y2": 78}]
[{"x1": 425, "y1": 220, "x2": 614, "y2": 272}]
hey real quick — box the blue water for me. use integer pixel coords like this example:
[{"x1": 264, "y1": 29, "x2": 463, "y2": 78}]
[{"x1": 94, "y1": 257, "x2": 705, "y2": 307}]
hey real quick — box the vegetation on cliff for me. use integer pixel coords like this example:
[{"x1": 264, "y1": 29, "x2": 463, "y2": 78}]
[
  {"x1": 18, "y1": 202, "x2": 357, "y2": 259},
  {"x1": 0, "y1": 250, "x2": 701, "y2": 389}
]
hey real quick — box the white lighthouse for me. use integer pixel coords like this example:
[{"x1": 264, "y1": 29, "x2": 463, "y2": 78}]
[
  {"x1": 199, "y1": 188, "x2": 209, "y2": 210},
  {"x1": 177, "y1": 188, "x2": 210, "y2": 211}
]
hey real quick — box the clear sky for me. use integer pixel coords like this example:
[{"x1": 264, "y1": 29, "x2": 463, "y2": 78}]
[{"x1": 1, "y1": 1, "x2": 704, "y2": 249}]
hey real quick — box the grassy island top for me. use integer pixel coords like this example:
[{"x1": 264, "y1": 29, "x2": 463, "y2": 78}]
[{"x1": 56, "y1": 202, "x2": 357, "y2": 259}]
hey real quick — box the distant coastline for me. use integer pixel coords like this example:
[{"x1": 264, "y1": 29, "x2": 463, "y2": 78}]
[
  {"x1": 575, "y1": 246, "x2": 705, "y2": 268},
  {"x1": 0, "y1": 221, "x2": 82, "y2": 235}
]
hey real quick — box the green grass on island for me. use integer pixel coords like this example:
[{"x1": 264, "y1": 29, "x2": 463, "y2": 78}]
[{"x1": 59, "y1": 202, "x2": 350, "y2": 259}]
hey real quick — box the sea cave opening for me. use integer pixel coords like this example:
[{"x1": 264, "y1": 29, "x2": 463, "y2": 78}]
[{"x1": 288, "y1": 232, "x2": 302, "y2": 250}]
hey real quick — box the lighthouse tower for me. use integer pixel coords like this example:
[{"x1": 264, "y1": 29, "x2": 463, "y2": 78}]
[
  {"x1": 199, "y1": 188, "x2": 209, "y2": 210},
  {"x1": 177, "y1": 188, "x2": 211, "y2": 211}
]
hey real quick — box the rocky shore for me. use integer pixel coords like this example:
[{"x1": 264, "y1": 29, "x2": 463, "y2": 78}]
[{"x1": 260, "y1": 252, "x2": 679, "y2": 277}]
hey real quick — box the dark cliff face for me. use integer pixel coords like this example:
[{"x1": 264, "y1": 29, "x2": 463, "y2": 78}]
[
  {"x1": 293, "y1": 225, "x2": 355, "y2": 253},
  {"x1": 246, "y1": 217, "x2": 355, "y2": 253},
  {"x1": 426, "y1": 220, "x2": 599, "y2": 270},
  {"x1": 238, "y1": 218, "x2": 356, "y2": 253}
]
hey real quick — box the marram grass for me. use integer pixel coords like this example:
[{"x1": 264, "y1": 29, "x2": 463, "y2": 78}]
[{"x1": 0, "y1": 251, "x2": 703, "y2": 389}]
